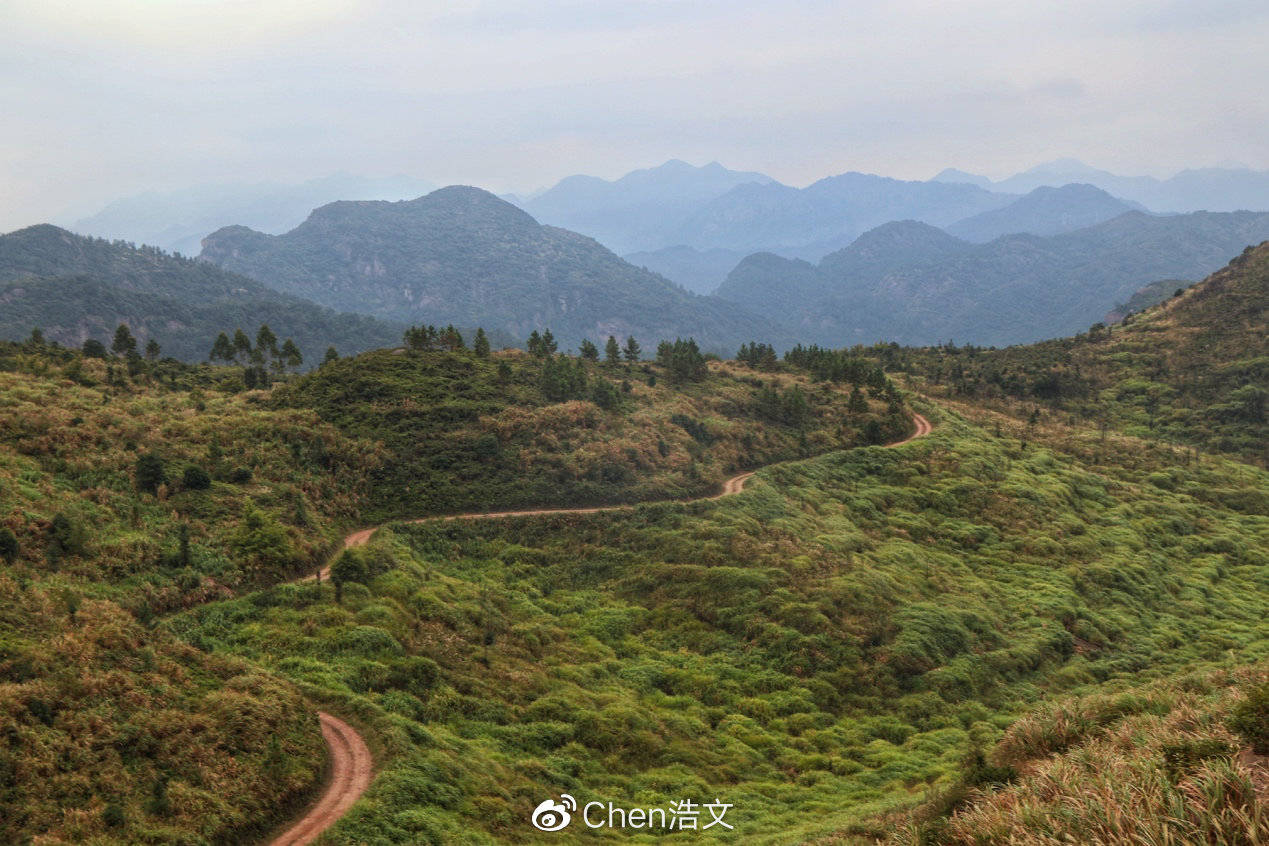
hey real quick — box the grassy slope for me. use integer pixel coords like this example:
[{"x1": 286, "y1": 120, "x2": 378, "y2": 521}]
[
  {"x1": 0, "y1": 338, "x2": 905, "y2": 843},
  {"x1": 170, "y1": 405, "x2": 1268, "y2": 843},
  {"x1": 881, "y1": 665, "x2": 1268, "y2": 845},
  {"x1": 899, "y1": 241, "x2": 1269, "y2": 464},
  {"x1": 3, "y1": 260, "x2": 1264, "y2": 844},
  {"x1": 0, "y1": 341, "x2": 385, "y2": 844},
  {"x1": 274, "y1": 349, "x2": 910, "y2": 522}
]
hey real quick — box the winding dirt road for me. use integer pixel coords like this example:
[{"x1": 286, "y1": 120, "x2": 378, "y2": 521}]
[
  {"x1": 269, "y1": 713, "x2": 373, "y2": 846},
  {"x1": 282, "y1": 411, "x2": 931, "y2": 843},
  {"x1": 336, "y1": 412, "x2": 932, "y2": 559}
]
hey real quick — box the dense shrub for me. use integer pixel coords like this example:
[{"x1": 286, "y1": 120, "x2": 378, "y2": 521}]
[
  {"x1": 1229, "y1": 678, "x2": 1269, "y2": 753},
  {"x1": 135, "y1": 452, "x2": 165, "y2": 494},
  {"x1": 182, "y1": 464, "x2": 211, "y2": 490}
]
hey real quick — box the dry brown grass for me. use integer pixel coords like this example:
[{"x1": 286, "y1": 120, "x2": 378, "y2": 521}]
[{"x1": 886, "y1": 667, "x2": 1269, "y2": 845}]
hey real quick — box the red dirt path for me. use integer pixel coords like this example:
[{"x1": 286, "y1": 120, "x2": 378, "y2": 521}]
[{"x1": 281, "y1": 411, "x2": 932, "y2": 842}]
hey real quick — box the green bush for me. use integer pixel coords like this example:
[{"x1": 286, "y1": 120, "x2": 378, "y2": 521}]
[
  {"x1": 182, "y1": 464, "x2": 211, "y2": 490},
  {"x1": 1229, "y1": 678, "x2": 1269, "y2": 753},
  {"x1": 135, "y1": 453, "x2": 165, "y2": 494}
]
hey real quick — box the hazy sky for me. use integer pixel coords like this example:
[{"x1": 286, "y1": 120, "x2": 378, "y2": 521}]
[{"x1": 3, "y1": 0, "x2": 1269, "y2": 231}]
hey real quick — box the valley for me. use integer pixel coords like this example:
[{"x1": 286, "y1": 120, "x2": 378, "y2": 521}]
[
  {"x1": 0, "y1": 239, "x2": 1264, "y2": 842},
  {"x1": 7, "y1": 5, "x2": 1269, "y2": 843}
]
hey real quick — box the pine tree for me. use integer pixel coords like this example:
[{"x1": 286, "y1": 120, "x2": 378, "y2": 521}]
[
  {"x1": 404, "y1": 325, "x2": 437, "y2": 352},
  {"x1": 28, "y1": 327, "x2": 44, "y2": 347},
  {"x1": 281, "y1": 338, "x2": 302, "y2": 372},
  {"x1": 210, "y1": 332, "x2": 234, "y2": 362},
  {"x1": 473, "y1": 328, "x2": 490, "y2": 358},
  {"x1": 232, "y1": 328, "x2": 252, "y2": 363},
  {"x1": 256, "y1": 324, "x2": 278, "y2": 358},
  {"x1": 542, "y1": 329, "x2": 558, "y2": 355},
  {"x1": 323, "y1": 346, "x2": 339, "y2": 366},
  {"x1": 112, "y1": 324, "x2": 137, "y2": 357},
  {"x1": 145, "y1": 338, "x2": 161, "y2": 360},
  {"x1": 579, "y1": 339, "x2": 599, "y2": 361},
  {"x1": 441, "y1": 325, "x2": 465, "y2": 351},
  {"x1": 605, "y1": 335, "x2": 621, "y2": 365},
  {"x1": 527, "y1": 330, "x2": 543, "y2": 357},
  {"x1": 623, "y1": 336, "x2": 641, "y2": 363}
]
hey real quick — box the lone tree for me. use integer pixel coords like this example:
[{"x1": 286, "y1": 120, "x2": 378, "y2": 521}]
[
  {"x1": 605, "y1": 335, "x2": 621, "y2": 365},
  {"x1": 112, "y1": 324, "x2": 137, "y2": 357},
  {"x1": 323, "y1": 346, "x2": 339, "y2": 366},
  {"x1": 144, "y1": 338, "x2": 161, "y2": 360},
  {"x1": 473, "y1": 328, "x2": 490, "y2": 358},
  {"x1": 623, "y1": 336, "x2": 641, "y2": 364},
  {"x1": 578, "y1": 339, "x2": 599, "y2": 361},
  {"x1": 82, "y1": 338, "x2": 108, "y2": 359},
  {"x1": 329, "y1": 549, "x2": 368, "y2": 605}
]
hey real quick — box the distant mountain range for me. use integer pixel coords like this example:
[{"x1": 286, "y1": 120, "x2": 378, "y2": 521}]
[
  {"x1": 0, "y1": 225, "x2": 406, "y2": 361},
  {"x1": 713, "y1": 210, "x2": 1269, "y2": 347},
  {"x1": 945, "y1": 184, "x2": 1143, "y2": 243},
  {"x1": 199, "y1": 186, "x2": 774, "y2": 352},
  {"x1": 934, "y1": 157, "x2": 1269, "y2": 215},
  {"x1": 69, "y1": 173, "x2": 435, "y2": 257},
  {"x1": 517, "y1": 159, "x2": 773, "y2": 255},
  {"x1": 519, "y1": 159, "x2": 1264, "y2": 293},
  {"x1": 71, "y1": 158, "x2": 1269, "y2": 296},
  {"x1": 618, "y1": 182, "x2": 1147, "y2": 293},
  {"x1": 50, "y1": 158, "x2": 1269, "y2": 354}
]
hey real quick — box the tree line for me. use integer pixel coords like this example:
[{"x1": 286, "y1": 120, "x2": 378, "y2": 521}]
[{"x1": 209, "y1": 325, "x2": 303, "y2": 388}]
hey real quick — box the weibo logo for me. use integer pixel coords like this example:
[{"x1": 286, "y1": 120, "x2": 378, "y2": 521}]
[{"x1": 531, "y1": 794, "x2": 577, "y2": 831}]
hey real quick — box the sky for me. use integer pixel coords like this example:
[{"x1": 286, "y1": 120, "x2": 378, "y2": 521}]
[{"x1": 3, "y1": 0, "x2": 1269, "y2": 232}]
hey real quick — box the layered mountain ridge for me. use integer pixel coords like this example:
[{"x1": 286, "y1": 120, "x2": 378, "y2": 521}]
[
  {"x1": 0, "y1": 224, "x2": 405, "y2": 360},
  {"x1": 200, "y1": 186, "x2": 774, "y2": 351}
]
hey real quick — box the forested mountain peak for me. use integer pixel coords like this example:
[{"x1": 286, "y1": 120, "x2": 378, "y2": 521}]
[{"x1": 199, "y1": 186, "x2": 772, "y2": 350}]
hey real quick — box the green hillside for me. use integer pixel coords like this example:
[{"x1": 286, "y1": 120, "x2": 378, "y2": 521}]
[
  {"x1": 273, "y1": 343, "x2": 910, "y2": 522},
  {"x1": 0, "y1": 241, "x2": 1264, "y2": 843},
  {"x1": 0, "y1": 341, "x2": 385, "y2": 843},
  {"x1": 169, "y1": 407, "x2": 1269, "y2": 842},
  {"x1": 900, "y1": 241, "x2": 1269, "y2": 464},
  {"x1": 0, "y1": 225, "x2": 405, "y2": 361}
]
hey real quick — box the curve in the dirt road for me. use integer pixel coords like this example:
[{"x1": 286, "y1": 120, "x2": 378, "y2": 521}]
[
  {"x1": 269, "y1": 712, "x2": 373, "y2": 846},
  {"x1": 283, "y1": 411, "x2": 932, "y2": 841},
  {"x1": 331, "y1": 412, "x2": 932, "y2": 563}
]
